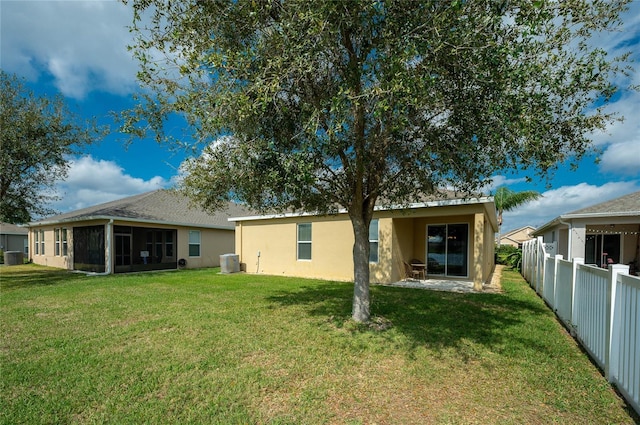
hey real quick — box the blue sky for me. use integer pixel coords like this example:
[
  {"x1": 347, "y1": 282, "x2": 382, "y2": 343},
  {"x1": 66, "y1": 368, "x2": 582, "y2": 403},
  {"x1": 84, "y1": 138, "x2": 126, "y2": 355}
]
[{"x1": 1, "y1": 0, "x2": 639, "y2": 232}]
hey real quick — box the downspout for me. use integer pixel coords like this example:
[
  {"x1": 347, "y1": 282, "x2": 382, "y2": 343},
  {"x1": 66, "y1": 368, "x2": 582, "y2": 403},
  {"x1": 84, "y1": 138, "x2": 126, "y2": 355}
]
[{"x1": 559, "y1": 218, "x2": 572, "y2": 259}]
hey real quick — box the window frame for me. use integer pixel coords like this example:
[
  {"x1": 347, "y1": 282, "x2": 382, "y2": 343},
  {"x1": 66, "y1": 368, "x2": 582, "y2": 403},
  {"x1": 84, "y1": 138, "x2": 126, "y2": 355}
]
[
  {"x1": 297, "y1": 223, "x2": 312, "y2": 261},
  {"x1": 426, "y1": 223, "x2": 469, "y2": 278},
  {"x1": 39, "y1": 230, "x2": 45, "y2": 255},
  {"x1": 55, "y1": 228, "x2": 61, "y2": 256},
  {"x1": 188, "y1": 230, "x2": 201, "y2": 257},
  {"x1": 34, "y1": 230, "x2": 39, "y2": 255},
  {"x1": 61, "y1": 228, "x2": 68, "y2": 256}
]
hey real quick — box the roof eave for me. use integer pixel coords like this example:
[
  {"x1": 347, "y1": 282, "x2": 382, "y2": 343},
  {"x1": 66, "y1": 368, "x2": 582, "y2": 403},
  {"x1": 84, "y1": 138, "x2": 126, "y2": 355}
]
[
  {"x1": 28, "y1": 215, "x2": 234, "y2": 231},
  {"x1": 533, "y1": 211, "x2": 640, "y2": 235},
  {"x1": 229, "y1": 196, "x2": 495, "y2": 222}
]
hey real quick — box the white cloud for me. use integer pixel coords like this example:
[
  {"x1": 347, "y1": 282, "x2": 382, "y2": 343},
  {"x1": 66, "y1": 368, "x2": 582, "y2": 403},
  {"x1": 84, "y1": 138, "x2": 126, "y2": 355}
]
[
  {"x1": 585, "y1": 1, "x2": 640, "y2": 177},
  {"x1": 599, "y1": 139, "x2": 640, "y2": 175},
  {"x1": 1, "y1": 0, "x2": 139, "y2": 99},
  {"x1": 501, "y1": 181, "x2": 640, "y2": 232},
  {"x1": 51, "y1": 156, "x2": 169, "y2": 212}
]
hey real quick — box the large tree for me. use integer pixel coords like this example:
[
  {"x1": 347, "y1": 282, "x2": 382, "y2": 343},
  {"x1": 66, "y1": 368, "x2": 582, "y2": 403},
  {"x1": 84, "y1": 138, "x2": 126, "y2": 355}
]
[
  {"x1": 0, "y1": 71, "x2": 102, "y2": 223},
  {"x1": 122, "y1": 0, "x2": 632, "y2": 322}
]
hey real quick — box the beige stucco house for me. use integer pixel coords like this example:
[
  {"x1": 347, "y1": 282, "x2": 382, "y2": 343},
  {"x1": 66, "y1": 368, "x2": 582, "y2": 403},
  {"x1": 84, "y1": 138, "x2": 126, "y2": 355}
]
[
  {"x1": 230, "y1": 195, "x2": 498, "y2": 287},
  {"x1": 28, "y1": 190, "x2": 249, "y2": 274},
  {"x1": 532, "y1": 190, "x2": 640, "y2": 273},
  {"x1": 499, "y1": 225, "x2": 535, "y2": 248}
]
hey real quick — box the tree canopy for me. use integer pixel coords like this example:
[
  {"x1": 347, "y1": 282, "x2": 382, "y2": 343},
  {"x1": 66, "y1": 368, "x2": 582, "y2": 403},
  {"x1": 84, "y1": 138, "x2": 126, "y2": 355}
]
[
  {"x1": 123, "y1": 0, "x2": 632, "y2": 322},
  {"x1": 0, "y1": 71, "x2": 102, "y2": 223}
]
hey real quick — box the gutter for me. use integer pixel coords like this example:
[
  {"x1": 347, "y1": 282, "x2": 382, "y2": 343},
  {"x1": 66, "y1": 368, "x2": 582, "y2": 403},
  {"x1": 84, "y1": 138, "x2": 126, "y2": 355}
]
[
  {"x1": 229, "y1": 196, "x2": 495, "y2": 222},
  {"x1": 28, "y1": 215, "x2": 234, "y2": 231},
  {"x1": 559, "y1": 218, "x2": 572, "y2": 258}
]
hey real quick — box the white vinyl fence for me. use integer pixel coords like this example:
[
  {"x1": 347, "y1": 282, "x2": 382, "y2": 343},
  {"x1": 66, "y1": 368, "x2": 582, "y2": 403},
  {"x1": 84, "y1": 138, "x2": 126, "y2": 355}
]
[{"x1": 522, "y1": 237, "x2": 640, "y2": 415}]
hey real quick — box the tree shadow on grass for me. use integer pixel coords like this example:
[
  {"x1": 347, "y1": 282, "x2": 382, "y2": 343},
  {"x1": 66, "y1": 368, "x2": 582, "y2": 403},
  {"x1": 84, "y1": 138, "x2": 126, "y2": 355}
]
[
  {"x1": 266, "y1": 281, "x2": 553, "y2": 358},
  {"x1": 0, "y1": 264, "x2": 86, "y2": 291}
]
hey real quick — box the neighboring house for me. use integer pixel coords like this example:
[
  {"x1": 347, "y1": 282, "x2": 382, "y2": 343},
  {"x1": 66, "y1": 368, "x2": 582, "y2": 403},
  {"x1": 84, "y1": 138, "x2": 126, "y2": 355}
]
[
  {"x1": 499, "y1": 225, "x2": 535, "y2": 248},
  {"x1": 0, "y1": 222, "x2": 28, "y2": 254},
  {"x1": 532, "y1": 191, "x2": 640, "y2": 270},
  {"x1": 28, "y1": 190, "x2": 249, "y2": 274},
  {"x1": 230, "y1": 195, "x2": 498, "y2": 287}
]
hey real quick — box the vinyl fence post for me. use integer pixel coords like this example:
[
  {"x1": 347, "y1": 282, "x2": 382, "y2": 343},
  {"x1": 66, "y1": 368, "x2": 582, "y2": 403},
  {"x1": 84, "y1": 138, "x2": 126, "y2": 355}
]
[
  {"x1": 570, "y1": 258, "x2": 584, "y2": 335},
  {"x1": 553, "y1": 254, "x2": 563, "y2": 310},
  {"x1": 607, "y1": 263, "x2": 630, "y2": 382}
]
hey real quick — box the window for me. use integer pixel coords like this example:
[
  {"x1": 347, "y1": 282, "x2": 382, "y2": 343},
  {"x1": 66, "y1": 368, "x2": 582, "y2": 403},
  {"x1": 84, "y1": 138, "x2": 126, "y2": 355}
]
[
  {"x1": 62, "y1": 228, "x2": 68, "y2": 256},
  {"x1": 297, "y1": 223, "x2": 312, "y2": 260},
  {"x1": 34, "y1": 230, "x2": 39, "y2": 255},
  {"x1": 189, "y1": 230, "x2": 201, "y2": 257},
  {"x1": 40, "y1": 230, "x2": 45, "y2": 255},
  {"x1": 369, "y1": 219, "x2": 379, "y2": 263},
  {"x1": 55, "y1": 228, "x2": 61, "y2": 256}
]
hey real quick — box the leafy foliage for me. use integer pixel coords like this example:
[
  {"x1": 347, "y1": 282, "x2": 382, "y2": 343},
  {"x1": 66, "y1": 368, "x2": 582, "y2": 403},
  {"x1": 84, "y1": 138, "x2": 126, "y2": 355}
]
[
  {"x1": 122, "y1": 0, "x2": 633, "y2": 321},
  {"x1": 496, "y1": 245, "x2": 523, "y2": 270},
  {"x1": 494, "y1": 187, "x2": 542, "y2": 226},
  {"x1": 0, "y1": 71, "x2": 103, "y2": 223}
]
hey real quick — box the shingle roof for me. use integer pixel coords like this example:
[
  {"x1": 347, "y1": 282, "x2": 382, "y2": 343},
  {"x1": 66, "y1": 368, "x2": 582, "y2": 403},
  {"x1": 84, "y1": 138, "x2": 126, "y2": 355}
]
[
  {"x1": 533, "y1": 190, "x2": 640, "y2": 235},
  {"x1": 0, "y1": 222, "x2": 28, "y2": 235},
  {"x1": 566, "y1": 190, "x2": 640, "y2": 216},
  {"x1": 29, "y1": 190, "x2": 251, "y2": 230}
]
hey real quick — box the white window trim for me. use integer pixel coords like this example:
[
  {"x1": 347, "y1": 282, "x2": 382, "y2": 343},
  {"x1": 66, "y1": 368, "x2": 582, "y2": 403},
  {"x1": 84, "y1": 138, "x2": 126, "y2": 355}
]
[
  {"x1": 297, "y1": 223, "x2": 312, "y2": 261},
  {"x1": 55, "y1": 228, "x2": 61, "y2": 256},
  {"x1": 62, "y1": 228, "x2": 68, "y2": 256},
  {"x1": 188, "y1": 230, "x2": 201, "y2": 257}
]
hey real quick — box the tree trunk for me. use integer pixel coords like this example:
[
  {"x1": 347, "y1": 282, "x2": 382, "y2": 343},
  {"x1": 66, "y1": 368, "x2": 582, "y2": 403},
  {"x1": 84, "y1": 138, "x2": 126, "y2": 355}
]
[{"x1": 351, "y1": 214, "x2": 371, "y2": 323}]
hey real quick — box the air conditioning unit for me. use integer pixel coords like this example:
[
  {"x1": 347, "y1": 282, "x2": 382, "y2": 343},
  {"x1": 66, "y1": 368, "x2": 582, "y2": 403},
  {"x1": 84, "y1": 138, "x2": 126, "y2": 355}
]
[{"x1": 220, "y1": 253, "x2": 240, "y2": 273}]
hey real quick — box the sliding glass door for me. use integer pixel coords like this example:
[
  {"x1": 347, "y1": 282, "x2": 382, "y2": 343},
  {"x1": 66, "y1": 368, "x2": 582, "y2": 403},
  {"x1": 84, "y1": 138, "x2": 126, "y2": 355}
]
[{"x1": 427, "y1": 224, "x2": 469, "y2": 277}]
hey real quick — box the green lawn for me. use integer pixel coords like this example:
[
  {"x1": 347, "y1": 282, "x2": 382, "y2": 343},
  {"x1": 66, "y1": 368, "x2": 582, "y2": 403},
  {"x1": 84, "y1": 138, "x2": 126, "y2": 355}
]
[{"x1": 1, "y1": 265, "x2": 636, "y2": 424}]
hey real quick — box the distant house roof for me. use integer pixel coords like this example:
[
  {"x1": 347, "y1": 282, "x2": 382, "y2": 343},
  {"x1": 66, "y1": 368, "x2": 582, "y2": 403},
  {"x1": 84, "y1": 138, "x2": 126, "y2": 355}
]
[
  {"x1": 534, "y1": 190, "x2": 640, "y2": 234},
  {"x1": 28, "y1": 190, "x2": 251, "y2": 230},
  {"x1": 499, "y1": 225, "x2": 535, "y2": 244},
  {"x1": 0, "y1": 222, "x2": 28, "y2": 235},
  {"x1": 566, "y1": 190, "x2": 640, "y2": 216}
]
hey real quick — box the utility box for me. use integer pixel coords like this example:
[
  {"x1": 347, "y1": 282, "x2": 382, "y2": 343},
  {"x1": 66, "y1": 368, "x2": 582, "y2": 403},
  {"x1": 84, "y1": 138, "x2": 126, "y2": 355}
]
[
  {"x1": 220, "y1": 254, "x2": 240, "y2": 273},
  {"x1": 4, "y1": 251, "x2": 23, "y2": 265}
]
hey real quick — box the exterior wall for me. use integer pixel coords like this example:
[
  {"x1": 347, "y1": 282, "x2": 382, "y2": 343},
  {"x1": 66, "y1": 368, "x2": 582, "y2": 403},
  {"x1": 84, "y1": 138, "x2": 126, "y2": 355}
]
[
  {"x1": 176, "y1": 226, "x2": 235, "y2": 269},
  {"x1": 29, "y1": 220, "x2": 234, "y2": 273},
  {"x1": 482, "y1": 213, "x2": 495, "y2": 284},
  {"x1": 29, "y1": 222, "x2": 83, "y2": 270},
  {"x1": 235, "y1": 215, "x2": 356, "y2": 281},
  {"x1": 390, "y1": 218, "x2": 415, "y2": 282},
  {"x1": 235, "y1": 203, "x2": 497, "y2": 285}
]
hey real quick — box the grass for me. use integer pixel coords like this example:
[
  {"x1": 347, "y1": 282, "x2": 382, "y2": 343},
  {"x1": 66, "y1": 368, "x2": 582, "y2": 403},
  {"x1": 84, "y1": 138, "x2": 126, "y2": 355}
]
[{"x1": 1, "y1": 264, "x2": 637, "y2": 424}]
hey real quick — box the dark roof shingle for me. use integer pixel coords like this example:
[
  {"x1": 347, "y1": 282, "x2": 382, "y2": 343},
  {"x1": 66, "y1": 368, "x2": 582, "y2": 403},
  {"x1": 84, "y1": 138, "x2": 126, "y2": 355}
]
[
  {"x1": 29, "y1": 190, "x2": 251, "y2": 229},
  {"x1": 566, "y1": 190, "x2": 640, "y2": 216}
]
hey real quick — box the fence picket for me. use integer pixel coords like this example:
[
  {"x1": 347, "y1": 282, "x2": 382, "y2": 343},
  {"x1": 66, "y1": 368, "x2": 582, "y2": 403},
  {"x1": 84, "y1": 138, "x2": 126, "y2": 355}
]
[{"x1": 521, "y1": 240, "x2": 639, "y2": 416}]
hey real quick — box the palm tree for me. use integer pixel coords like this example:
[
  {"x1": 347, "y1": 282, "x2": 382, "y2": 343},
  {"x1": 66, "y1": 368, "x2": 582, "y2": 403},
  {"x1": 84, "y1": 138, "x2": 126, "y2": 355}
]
[{"x1": 493, "y1": 186, "x2": 542, "y2": 247}]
